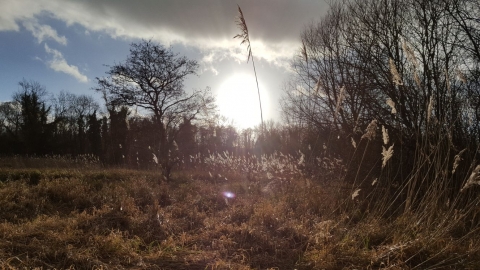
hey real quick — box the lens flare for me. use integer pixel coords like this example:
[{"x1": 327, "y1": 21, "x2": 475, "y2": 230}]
[{"x1": 222, "y1": 191, "x2": 235, "y2": 199}]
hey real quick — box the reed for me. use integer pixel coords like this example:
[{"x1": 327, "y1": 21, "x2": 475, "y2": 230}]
[{"x1": 234, "y1": 5, "x2": 265, "y2": 134}]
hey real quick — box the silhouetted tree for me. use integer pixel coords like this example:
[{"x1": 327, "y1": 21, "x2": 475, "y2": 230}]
[
  {"x1": 0, "y1": 101, "x2": 22, "y2": 154},
  {"x1": 107, "y1": 107, "x2": 129, "y2": 165},
  {"x1": 176, "y1": 117, "x2": 197, "y2": 166},
  {"x1": 95, "y1": 39, "x2": 215, "y2": 179},
  {"x1": 87, "y1": 111, "x2": 102, "y2": 158},
  {"x1": 100, "y1": 115, "x2": 109, "y2": 162},
  {"x1": 14, "y1": 79, "x2": 52, "y2": 155}
]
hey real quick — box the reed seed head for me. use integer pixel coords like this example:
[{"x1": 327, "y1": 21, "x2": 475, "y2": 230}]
[
  {"x1": 335, "y1": 86, "x2": 346, "y2": 119},
  {"x1": 461, "y1": 165, "x2": 480, "y2": 192},
  {"x1": 386, "y1": 98, "x2": 397, "y2": 114},
  {"x1": 382, "y1": 144, "x2": 394, "y2": 168},
  {"x1": 402, "y1": 39, "x2": 418, "y2": 68},
  {"x1": 389, "y1": 58, "x2": 403, "y2": 86},
  {"x1": 352, "y1": 188, "x2": 361, "y2": 200},
  {"x1": 382, "y1": 125, "x2": 389, "y2": 145},
  {"x1": 452, "y1": 148, "x2": 467, "y2": 174},
  {"x1": 361, "y1": 119, "x2": 377, "y2": 141},
  {"x1": 234, "y1": 5, "x2": 253, "y2": 63},
  {"x1": 427, "y1": 95, "x2": 434, "y2": 122}
]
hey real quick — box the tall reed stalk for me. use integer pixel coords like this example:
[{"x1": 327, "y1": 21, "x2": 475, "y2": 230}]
[{"x1": 234, "y1": 5, "x2": 264, "y2": 134}]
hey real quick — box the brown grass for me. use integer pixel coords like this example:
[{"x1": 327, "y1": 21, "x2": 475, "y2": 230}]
[{"x1": 0, "y1": 159, "x2": 479, "y2": 269}]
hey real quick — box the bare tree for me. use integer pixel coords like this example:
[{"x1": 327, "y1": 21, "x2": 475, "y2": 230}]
[
  {"x1": 283, "y1": 2, "x2": 374, "y2": 136},
  {"x1": 283, "y1": 0, "x2": 476, "y2": 142},
  {"x1": 282, "y1": 0, "x2": 480, "y2": 200},
  {"x1": 95, "y1": 40, "x2": 215, "y2": 178}
]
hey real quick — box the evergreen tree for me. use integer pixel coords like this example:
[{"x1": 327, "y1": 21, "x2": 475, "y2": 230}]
[
  {"x1": 14, "y1": 80, "x2": 52, "y2": 155},
  {"x1": 87, "y1": 111, "x2": 102, "y2": 158},
  {"x1": 107, "y1": 107, "x2": 129, "y2": 165},
  {"x1": 176, "y1": 117, "x2": 197, "y2": 166}
]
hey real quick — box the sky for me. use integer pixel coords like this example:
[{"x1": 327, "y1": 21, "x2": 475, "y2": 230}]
[{"x1": 0, "y1": 0, "x2": 330, "y2": 129}]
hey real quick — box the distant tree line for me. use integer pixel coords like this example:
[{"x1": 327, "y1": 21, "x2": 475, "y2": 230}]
[
  {"x1": 0, "y1": 78, "x2": 310, "y2": 170},
  {"x1": 0, "y1": 79, "x2": 101, "y2": 157},
  {"x1": 3, "y1": 0, "x2": 478, "y2": 188},
  {"x1": 0, "y1": 40, "x2": 319, "y2": 179}
]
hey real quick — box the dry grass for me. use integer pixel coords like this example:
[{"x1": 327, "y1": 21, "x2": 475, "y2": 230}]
[{"x1": 0, "y1": 157, "x2": 478, "y2": 269}]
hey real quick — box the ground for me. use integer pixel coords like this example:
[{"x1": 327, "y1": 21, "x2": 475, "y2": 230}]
[{"x1": 0, "y1": 157, "x2": 478, "y2": 269}]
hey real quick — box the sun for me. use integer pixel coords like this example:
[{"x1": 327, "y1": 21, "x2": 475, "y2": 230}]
[{"x1": 216, "y1": 73, "x2": 270, "y2": 129}]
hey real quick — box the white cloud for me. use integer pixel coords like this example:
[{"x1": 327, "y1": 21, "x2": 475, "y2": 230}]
[
  {"x1": 0, "y1": 0, "x2": 329, "y2": 72},
  {"x1": 44, "y1": 44, "x2": 88, "y2": 83},
  {"x1": 23, "y1": 19, "x2": 67, "y2": 45},
  {"x1": 0, "y1": 0, "x2": 33, "y2": 31},
  {"x1": 200, "y1": 64, "x2": 219, "y2": 76}
]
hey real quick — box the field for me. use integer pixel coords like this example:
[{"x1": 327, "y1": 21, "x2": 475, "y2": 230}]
[
  {"x1": 0, "y1": 155, "x2": 479, "y2": 270},
  {"x1": 1, "y1": 0, "x2": 480, "y2": 268}
]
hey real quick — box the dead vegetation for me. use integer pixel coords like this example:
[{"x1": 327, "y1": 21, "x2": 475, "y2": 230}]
[{"x1": 0, "y1": 157, "x2": 478, "y2": 269}]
